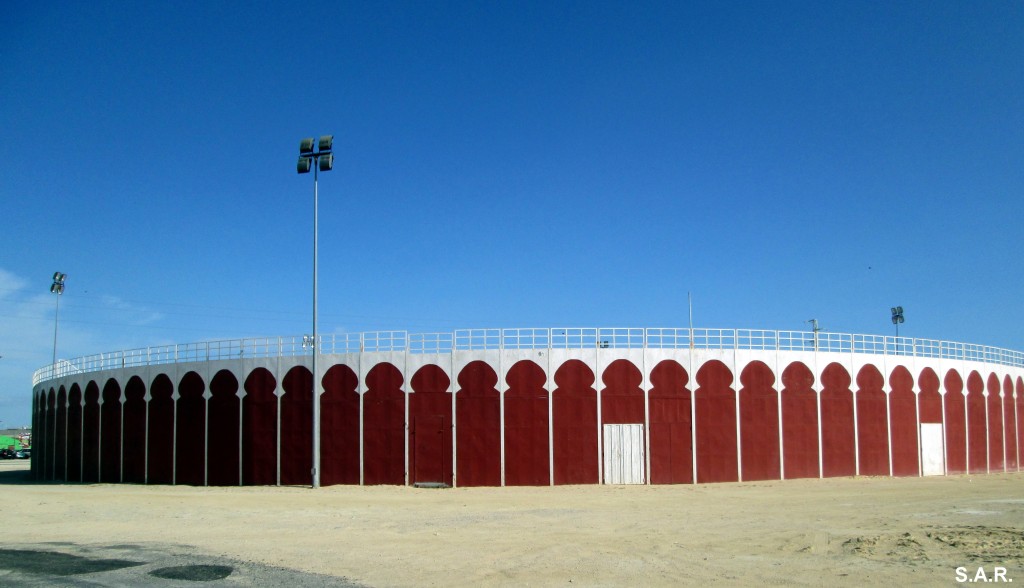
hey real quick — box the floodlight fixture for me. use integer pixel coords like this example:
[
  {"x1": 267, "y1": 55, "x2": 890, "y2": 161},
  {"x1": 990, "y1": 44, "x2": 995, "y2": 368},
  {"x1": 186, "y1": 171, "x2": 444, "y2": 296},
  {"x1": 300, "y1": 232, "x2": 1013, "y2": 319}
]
[
  {"x1": 319, "y1": 153, "x2": 334, "y2": 172},
  {"x1": 890, "y1": 305, "x2": 905, "y2": 346},
  {"x1": 318, "y1": 135, "x2": 333, "y2": 152},
  {"x1": 891, "y1": 306, "x2": 904, "y2": 325},
  {"x1": 297, "y1": 135, "x2": 334, "y2": 175},
  {"x1": 50, "y1": 272, "x2": 66, "y2": 295}
]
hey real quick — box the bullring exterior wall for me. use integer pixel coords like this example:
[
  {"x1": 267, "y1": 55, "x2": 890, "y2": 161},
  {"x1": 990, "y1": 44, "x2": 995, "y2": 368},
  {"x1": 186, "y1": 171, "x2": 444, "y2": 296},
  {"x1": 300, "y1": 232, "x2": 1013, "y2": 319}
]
[{"x1": 30, "y1": 335, "x2": 1024, "y2": 487}]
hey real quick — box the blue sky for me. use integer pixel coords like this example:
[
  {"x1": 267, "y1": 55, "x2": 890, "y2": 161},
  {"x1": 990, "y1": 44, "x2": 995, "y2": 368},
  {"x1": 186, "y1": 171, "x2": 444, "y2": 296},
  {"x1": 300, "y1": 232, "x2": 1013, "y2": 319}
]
[{"x1": 2, "y1": 1, "x2": 1022, "y2": 427}]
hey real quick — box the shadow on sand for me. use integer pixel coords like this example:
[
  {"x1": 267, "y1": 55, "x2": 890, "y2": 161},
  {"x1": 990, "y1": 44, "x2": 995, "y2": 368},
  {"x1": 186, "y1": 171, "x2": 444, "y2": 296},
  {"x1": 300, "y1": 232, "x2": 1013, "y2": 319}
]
[{"x1": 0, "y1": 464, "x2": 32, "y2": 485}]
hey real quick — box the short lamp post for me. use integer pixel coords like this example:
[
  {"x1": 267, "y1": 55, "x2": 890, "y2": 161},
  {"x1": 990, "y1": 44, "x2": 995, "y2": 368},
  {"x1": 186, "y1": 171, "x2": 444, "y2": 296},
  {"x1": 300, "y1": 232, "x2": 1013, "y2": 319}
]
[
  {"x1": 50, "y1": 272, "x2": 67, "y2": 368},
  {"x1": 297, "y1": 135, "x2": 333, "y2": 489}
]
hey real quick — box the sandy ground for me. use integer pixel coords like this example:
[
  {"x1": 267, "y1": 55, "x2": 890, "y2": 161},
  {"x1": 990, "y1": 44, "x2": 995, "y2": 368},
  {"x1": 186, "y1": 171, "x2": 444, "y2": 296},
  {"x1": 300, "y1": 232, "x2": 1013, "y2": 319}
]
[{"x1": 1, "y1": 461, "x2": 1021, "y2": 587}]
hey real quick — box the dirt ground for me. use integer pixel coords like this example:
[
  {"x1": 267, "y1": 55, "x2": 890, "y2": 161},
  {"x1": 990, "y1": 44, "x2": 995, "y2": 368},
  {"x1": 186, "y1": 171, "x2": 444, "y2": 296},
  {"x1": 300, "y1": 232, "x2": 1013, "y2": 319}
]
[{"x1": 1, "y1": 461, "x2": 1021, "y2": 587}]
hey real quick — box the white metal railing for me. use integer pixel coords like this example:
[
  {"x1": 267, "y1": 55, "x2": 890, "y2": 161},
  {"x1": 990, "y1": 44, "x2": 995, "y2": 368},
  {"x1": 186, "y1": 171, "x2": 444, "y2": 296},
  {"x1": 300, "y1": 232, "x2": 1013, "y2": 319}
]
[{"x1": 32, "y1": 328, "x2": 1024, "y2": 386}]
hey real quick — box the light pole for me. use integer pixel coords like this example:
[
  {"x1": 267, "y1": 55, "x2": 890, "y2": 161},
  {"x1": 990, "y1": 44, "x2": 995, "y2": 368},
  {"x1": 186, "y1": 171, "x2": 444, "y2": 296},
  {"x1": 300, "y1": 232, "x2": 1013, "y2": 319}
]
[
  {"x1": 297, "y1": 135, "x2": 333, "y2": 488},
  {"x1": 891, "y1": 306, "x2": 904, "y2": 353},
  {"x1": 806, "y1": 318, "x2": 820, "y2": 351},
  {"x1": 50, "y1": 272, "x2": 66, "y2": 367}
]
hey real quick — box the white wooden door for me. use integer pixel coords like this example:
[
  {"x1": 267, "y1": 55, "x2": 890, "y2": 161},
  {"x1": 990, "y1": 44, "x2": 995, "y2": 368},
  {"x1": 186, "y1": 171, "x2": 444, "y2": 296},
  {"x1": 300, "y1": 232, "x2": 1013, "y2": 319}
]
[
  {"x1": 920, "y1": 423, "x2": 945, "y2": 476},
  {"x1": 603, "y1": 424, "x2": 645, "y2": 484}
]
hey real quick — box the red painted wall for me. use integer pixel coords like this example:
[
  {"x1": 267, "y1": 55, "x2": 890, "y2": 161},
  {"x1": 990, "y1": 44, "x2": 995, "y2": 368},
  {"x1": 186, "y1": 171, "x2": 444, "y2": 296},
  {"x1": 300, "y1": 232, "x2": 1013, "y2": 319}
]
[
  {"x1": 36, "y1": 393, "x2": 43, "y2": 478},
  {"x1": 82, "y1": 382, "x2": 100, "y2": 483},
  {"x1": 321, "y1": 364, "x2": 360, "y2": 486},
  {"x1": 40, "y1": 391, "x2": 49, "y2": 479},
  {"x1": 39, "y1": 391, "x2": 48, "y2": 479},
  {"x1": 649, "y1": 360, "x2": 691, "y2": 484},
  {"x1": 43, "y1": 392, "x2": 51, "y2": 478},
  {"x1": 1003, "y1": 376, "x2": 1017, "y2": 470},
  {"x1": 147, "y1": 375, "x2": 175, "y2": 485},
  {"x1": 55, "y1": 387, "x2": 67, "y2": 481},
  {"x1": 35, "y1": 391, "x2": 44, "y2": 479},
  {"x1": 40, "y1": 393, "x2": 48, "y2": 479},
  {"x1": 43, "y1": 391, "x2": 55, "y2": 479},
  {"x1": 943, "y1": 371, "x2": 967, "y2": 475},
  {"x1": 918, "y1": 369, "x2": 942, "y2": 424},
  {"x1": 45, "y1": 391, "x2": 53, "y2": 478},
  {"x1": 32, "y1": 392, "x2": 39, "y2": 479},
  {"x1": 552, "y1": 360, "x2": 598, "y2": 485},
  {"x1": 363, "y1": 362, "x2": 405, "y2": 485},
  {"x1": 37, "y1": 393, "x2": 44, "y2": 478},
  {"x1": 781, "y1": 362, "x2": 819, "y2": 479},
  {"x1": 49, "y1": 390, "x2": 59, "y2": 479},
  {"x1": 30, "y1": 393, "x2": 38, "y2": 479},
  {"x1": 66, "y1": 384, "x2": 82, "y2": 482},
  {"x1": 42, "y1": 392, "x2": 52, "y2": 479},
  {"x1": 503, "y1": 360, "x2": 550, "y2": 486},
  {"x1": 987, "y1": 374, "x2": 1004, "y2": 472},
  {"x1": 1018, "y1": 378, "x2": 1024, "y2": 471},
  {"x1": 100, "y1": 380, "x2": 122, "y2": 483},
  {"x1": 855, "y1": 366, "x2": 890, "y2": 477},
  {"x1": 888, "y1": 366, "x2": 918, "y2": 477},
  {"x1": 966, "y1": 372, "x2": 987, "y2": 474},
  {"x1": 242, "y1": 368, "x2": 278, "y2": 485},
  {"x1": 207, "y1": 370, "x2": 240, "y2": 486},
  {"x1": 49, "y1": 390, "x2": 58, "y2": 479},
  {"x1": 122, "y1": 376, "x2": 147, "y2": 484},
  {"x1": 409, "y1": 365, "x2": 453, "y2": 486},
  {"x1": 695, "y1": 360, "x2": 738, "y2": 483},
  {"x1": 41, "y1": 355, "x2": 1023, "y2": 488},
  {"x1": 601, "y1": 359, "x2": 645, "y2": 424},
  {"x1": 739, "y1": 361, "x2": 780, "y2": 481},
  {"x1": 820, "y1": 363, "x2": 855, "y2": 478},
  {"x1": 455, "y1": 361, "x2": 501, "y2": 487},
  {"x1": 176, "y1": 371, "x2": 206, "y2": 486},
  {"x1": 281, "y1": 367, "x2": 313, "y2": 486}
]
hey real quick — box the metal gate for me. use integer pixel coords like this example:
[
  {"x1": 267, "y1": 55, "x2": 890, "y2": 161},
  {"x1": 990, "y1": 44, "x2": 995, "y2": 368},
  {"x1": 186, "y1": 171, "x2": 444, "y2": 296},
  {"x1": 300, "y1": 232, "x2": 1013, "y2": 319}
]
[
  {"x1": 413, "y1": 415, "x2": 446, "y2": 484},
  {"x1": 603, "y1": 424, "x2": 645, "y2": 484},
  {"x1": 920, "y1": 423, "x2": 945, "y2": 476}
]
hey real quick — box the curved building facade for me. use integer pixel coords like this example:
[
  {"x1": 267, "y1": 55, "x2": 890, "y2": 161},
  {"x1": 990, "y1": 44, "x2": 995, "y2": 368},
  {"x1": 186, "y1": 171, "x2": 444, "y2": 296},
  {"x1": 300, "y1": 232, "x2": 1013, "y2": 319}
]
[{"x1": 30, "y1": 328, "x2": 1024, "y2": 486}]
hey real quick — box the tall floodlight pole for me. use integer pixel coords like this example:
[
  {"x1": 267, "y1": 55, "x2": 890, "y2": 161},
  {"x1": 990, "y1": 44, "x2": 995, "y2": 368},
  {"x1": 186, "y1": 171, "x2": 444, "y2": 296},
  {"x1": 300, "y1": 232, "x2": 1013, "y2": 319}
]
[
  {"x1": 891, "y1": 306, "x2": 905, "y2": 353},
  {"x1": 50, "y1": 272, "x2": 67, "y2": 367},
  {"x1": 297, "y1": 136, "x2": 333, "y2": 488}
]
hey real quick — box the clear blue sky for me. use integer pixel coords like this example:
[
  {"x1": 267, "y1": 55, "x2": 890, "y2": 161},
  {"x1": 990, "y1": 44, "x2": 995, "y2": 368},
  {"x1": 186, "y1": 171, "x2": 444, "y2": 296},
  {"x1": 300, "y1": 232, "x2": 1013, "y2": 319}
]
[{"x1": 2, "y1": 1, "x2": 1022, "y2": 427}]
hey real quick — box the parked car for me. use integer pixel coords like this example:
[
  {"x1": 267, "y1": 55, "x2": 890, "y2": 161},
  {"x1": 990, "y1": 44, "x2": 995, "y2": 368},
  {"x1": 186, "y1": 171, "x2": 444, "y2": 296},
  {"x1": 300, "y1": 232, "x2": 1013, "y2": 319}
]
[{"x1": 16, "y1": 449, "x2": 30, "y2": 459}]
